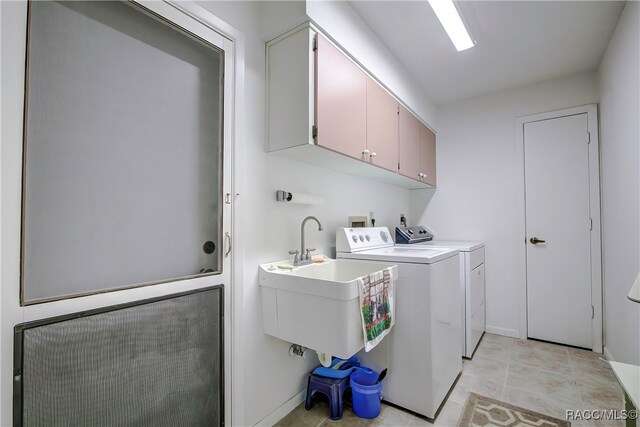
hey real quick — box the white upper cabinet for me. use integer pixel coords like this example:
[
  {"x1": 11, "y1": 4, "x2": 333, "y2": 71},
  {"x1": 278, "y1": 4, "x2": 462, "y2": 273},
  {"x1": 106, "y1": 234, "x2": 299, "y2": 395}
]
[{"x1": 266, "y1": 23, "x2": 435, "y2": 189}]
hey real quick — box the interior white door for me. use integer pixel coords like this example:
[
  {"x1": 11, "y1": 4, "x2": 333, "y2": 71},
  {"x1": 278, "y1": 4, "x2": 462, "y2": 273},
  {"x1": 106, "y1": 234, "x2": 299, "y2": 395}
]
[{"x1": 524, "y1": 113, "x2": 592, "y2": 349}]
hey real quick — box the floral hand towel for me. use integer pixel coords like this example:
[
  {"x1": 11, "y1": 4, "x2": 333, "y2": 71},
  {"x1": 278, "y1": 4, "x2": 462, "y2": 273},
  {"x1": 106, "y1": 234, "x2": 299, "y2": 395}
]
[{"x1": 358, "y1": 267, "x2": 395, "y2": 352}]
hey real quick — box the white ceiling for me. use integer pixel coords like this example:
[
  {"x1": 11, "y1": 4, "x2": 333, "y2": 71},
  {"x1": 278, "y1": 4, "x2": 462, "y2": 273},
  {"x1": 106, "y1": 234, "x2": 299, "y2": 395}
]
[{"x1": 348, "y1": 1, "x2": 625, "y2": 105}]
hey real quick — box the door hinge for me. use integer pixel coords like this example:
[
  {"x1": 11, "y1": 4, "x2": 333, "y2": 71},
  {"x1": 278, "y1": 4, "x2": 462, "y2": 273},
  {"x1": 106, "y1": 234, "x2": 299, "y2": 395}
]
[
  {"x1": 591, "y1": 305, "x2": 595, "y2": 319},
  {"x1": 312, "y1": 125, "x2": 318, "y2": 139},
  {"x1": 312, "y1": 36, "x2": 318, "y2": 51},
  {"x1": 589, "y1": 217, "x2": 593, "y2": 230},
  {"x1": 587, "y1": 131, "x2": 591, "y2": 144}
]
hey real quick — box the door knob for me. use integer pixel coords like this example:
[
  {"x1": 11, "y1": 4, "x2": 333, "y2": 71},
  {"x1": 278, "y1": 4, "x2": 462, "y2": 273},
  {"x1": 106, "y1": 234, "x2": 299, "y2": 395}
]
[{"x1": 529, "y1": 237, "x2": 546, "y2": 244}]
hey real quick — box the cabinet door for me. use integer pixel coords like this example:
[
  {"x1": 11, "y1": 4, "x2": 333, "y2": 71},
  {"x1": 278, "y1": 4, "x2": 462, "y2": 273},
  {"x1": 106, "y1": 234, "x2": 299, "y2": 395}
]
[
  {"x1": 315, "y1": 34, "x2": 366, "y2": 160},
  {"x1": 398, "y1": 105, "x2": 421, "y2": 180},
  {"x1": 420, "y1": 124, "x2": 437, "y2": 186},
  {"x1": 366, "y1": 77, "x2": 399, "y2": 172}
]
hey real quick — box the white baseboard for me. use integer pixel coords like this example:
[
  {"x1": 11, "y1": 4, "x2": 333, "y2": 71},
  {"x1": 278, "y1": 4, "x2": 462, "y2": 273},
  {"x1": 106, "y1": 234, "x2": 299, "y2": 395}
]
[
  {"x1": 485, "y1": 325, "x2": 520, "y2": 338},
  {"x1": 254, "y1": 389, "x2": 306, "y2": 427},
  {"x1": 603, "y1": 346, "x2": 615, "y2": 361}
]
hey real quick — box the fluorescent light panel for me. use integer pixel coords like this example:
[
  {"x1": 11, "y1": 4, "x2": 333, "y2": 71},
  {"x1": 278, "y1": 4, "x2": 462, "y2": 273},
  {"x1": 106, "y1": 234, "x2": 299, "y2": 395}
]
[{"x1": 428, "y1": 0, "x2": 475, "y2": 51}]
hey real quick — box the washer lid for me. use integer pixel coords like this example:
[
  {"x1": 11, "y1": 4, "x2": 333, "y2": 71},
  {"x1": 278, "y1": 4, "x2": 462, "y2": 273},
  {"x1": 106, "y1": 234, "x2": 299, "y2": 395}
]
[{"x1": 337, "y1": 246, "x2": 459, "y2": 264}]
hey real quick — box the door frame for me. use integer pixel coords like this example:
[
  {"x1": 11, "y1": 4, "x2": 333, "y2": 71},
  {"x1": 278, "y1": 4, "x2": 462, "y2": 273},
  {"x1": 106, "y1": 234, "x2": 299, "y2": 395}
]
[
  {"x1": 515, "y1": 104, "x2": 602, "y2": 352},
  {"x1": 164, "y1": 2, "x2": 248, "y2": 424}
]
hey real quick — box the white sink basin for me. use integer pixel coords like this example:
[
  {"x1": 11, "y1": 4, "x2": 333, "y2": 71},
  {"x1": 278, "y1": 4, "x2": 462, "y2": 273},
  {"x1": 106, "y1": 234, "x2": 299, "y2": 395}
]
[
  {"x1": 259, "y1": 259, "x2": 397, "y2": 359},
  {"x1": 260, "y1": 259, "x2": 395, "y2": 299}
]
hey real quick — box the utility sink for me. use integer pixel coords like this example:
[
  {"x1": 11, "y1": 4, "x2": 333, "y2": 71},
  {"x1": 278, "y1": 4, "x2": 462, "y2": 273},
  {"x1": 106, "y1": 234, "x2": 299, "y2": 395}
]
[{"x1": 259, "y1": 259, "x2": 397, "y2": 359}]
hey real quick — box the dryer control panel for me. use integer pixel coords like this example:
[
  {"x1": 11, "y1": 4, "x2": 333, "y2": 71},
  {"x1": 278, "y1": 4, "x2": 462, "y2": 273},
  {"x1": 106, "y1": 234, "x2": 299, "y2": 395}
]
[
  {"x1": 395, "y1": 226, "x2": 433, "y2": 244},
  {"x1": 336, "y1": 227, "x2": 394, "y2": 253}
]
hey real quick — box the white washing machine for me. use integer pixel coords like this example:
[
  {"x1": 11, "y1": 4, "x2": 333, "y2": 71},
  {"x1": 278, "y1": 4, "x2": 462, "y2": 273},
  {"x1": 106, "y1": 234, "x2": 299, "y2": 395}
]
[
  {"x1": 336, "y1": 227, "x2": 462, "y2": 419},
  {"x1": 396, "y1": 227, "x2": 486, "y2": 358}
]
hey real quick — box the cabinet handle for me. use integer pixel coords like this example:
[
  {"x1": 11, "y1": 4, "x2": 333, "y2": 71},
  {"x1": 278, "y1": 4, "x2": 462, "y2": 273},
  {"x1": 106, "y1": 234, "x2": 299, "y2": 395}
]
[
  {"x1": 362, "y1": 148, "x2": 369, "y2": 160},
  {"x1": 370, "y1": 152, "x2": 377, "y2": 158}
]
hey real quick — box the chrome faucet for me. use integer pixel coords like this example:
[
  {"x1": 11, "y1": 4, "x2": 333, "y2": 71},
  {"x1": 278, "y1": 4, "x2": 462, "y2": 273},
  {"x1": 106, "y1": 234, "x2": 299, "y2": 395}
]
[{"x1": 290, "y1": 216, "x2": 323, "y2": 266}]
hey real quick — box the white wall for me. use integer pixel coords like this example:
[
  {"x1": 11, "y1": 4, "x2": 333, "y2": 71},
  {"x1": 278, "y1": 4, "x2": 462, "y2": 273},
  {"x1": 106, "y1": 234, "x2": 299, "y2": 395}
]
[
  {"x1": 598, "y1": 1, "x2": 640, "y2": 365},
  {"x1": 411, "y1": 73, "x2": 599, "y2": 338}
]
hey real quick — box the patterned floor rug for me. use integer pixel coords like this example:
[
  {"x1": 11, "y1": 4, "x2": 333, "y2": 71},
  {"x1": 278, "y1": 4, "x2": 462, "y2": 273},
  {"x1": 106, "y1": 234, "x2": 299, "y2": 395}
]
[{"x1": 458, "y1": 393, "x2": 570, "y2": 427}]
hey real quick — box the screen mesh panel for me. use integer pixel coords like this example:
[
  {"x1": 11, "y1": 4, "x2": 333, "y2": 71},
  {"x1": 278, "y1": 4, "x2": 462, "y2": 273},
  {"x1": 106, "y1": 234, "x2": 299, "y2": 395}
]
[
  {"x1": 15, "y1": 287, "x2": 223, "y2": 426},
  {"x1": 22, "y1": 1, "x2": 224, "y2": 303}
]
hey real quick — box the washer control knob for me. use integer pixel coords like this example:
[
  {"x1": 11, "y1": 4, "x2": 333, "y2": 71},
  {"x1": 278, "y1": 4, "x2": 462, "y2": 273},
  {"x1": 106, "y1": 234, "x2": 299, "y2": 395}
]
[
  {"x1": 380, "y1": 231, "x2": 388, "y2": 242},
  {"x1": 365, "y1": 235, "x2": 370, "y2": 241},
  {"x1": 408, "y1": 230, "x2": 414, "y2": 235},
  {"x1": 352, "y1": 235, "x2": 358, "y2": 243},
  {"x1": 359, "y1": 235, "x2": 364, "y2": 242}
]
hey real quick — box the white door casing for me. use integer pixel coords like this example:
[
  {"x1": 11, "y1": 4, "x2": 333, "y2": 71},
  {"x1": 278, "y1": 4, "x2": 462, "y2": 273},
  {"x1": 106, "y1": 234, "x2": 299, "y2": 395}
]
[
  {"x1": 516, "y1": 105, "x2": 602, "y2": 352},
  {"x1": 0, "y1": 1, "x2": 238, "y2": 425}
]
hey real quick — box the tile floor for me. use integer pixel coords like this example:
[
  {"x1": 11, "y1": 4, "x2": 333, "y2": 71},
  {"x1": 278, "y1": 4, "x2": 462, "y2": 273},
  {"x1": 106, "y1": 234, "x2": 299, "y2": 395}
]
[{"x1": 276, "y1": 334, "x2": 625, "y2": 426}]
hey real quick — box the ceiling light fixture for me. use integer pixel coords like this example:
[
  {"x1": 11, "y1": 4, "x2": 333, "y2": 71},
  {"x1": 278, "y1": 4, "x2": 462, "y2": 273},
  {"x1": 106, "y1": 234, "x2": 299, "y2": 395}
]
[{"x1": 428, "y1": 0, "x2": 475, "y2": 51}]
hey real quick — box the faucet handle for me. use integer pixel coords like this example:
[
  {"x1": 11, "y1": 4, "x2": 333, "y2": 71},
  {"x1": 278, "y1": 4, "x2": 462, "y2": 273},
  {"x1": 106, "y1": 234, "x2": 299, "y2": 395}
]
[
  {"x1": 305, "y1": 248, "x2": 316, "y2": 260},
  {"x1": 288, "y1": 249, "x2": 300, "y2": 264}
]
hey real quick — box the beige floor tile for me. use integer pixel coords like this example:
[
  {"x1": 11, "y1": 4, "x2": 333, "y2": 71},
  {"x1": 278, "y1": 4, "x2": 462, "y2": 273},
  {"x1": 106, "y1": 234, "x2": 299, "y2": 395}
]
[
  {"x1": 322, "y1": 404, "x2": 428, "y2": 426},
  {"x1": 514, "y1": 338, "x2": 570, "y2": 357},
  {"x1": 511, "y1": 344, "x2": 573, "y2": 376},
  {"x1": 481, "y1": 333, "x2": 518, "y2": 347},
  {"x1": 505, "y1": 362, "x2": 581, "y2": 404},
  {"x1": 378, "y1": 404, "x2": 430, "y2": 426},
  {"x1": 276, "y1": 399, "x2": 329, "y2": 427},
  {"x1": 574, "y1": 368, "x2": 619, "y2": 390},
  {"x1": 447, "y1": 374, "x2": 504, "y2": 405},
  {"x1": 475, "y1": 338, "x2": 513, "y2": 362},
  {"x1": 462, "y1": 354, "x2": 509, "y2": 383},
  {"x1": 574, "y1": 367, "x2": 623, "y2": 392},
  {"x1": 320, "y1": 407, "x2": 375, "y2": 427},
  {"x1": 575, "y1": 377, "x2": 624, "y2": 410},
  {"x1": 570, "y1": 355, "x2": 617, "y2": 381},
  {"x1": 433, "y1": 400, "x2": 463, "y2": 427},
  {"x1": 568, "y1": 346, "x2": 602, "y2": 360}
]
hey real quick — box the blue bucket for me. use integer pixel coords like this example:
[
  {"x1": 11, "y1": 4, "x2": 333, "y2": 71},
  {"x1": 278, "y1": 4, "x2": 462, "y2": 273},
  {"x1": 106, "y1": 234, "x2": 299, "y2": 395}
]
[{"x1": 350, "y1": 369, "x2": 382, "y2": 419}]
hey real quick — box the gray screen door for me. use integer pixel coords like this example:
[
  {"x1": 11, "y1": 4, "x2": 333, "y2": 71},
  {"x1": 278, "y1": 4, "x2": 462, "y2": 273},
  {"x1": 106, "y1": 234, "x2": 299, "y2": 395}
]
[{"x1": 21, "y1": 1, "x2": 224, "y2": 303}]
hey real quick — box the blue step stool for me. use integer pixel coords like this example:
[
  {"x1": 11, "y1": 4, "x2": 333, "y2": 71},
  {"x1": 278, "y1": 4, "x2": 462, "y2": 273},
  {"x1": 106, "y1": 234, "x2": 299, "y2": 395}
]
[{"x1": 305, "y1": 373, "x2": 350, "y2": 420}]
